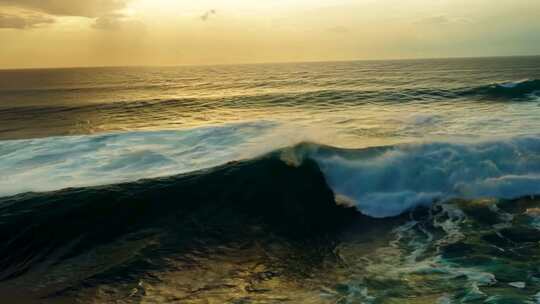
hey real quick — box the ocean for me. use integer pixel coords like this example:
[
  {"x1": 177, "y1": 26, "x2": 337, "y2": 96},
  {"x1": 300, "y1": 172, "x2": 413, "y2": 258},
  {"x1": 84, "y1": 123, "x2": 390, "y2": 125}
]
[{"x1": 1, "y1": 56, "x2": 540, "y2": 303}]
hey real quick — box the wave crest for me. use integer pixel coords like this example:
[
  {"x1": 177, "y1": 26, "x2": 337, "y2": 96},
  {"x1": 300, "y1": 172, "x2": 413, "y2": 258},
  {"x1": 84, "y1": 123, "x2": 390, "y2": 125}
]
[
  {"x1": 466, "y1": 79, "x2": 540, "y2": 99},
  {"x1": 2, "y1": 126, "x2": 540, "y2": 219}
]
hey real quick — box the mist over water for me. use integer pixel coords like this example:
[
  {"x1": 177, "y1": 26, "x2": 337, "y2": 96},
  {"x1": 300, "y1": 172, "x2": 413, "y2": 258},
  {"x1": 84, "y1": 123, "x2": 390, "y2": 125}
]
[{"x1": 1, "y1": 57, "x2": 540, "y2": 303}]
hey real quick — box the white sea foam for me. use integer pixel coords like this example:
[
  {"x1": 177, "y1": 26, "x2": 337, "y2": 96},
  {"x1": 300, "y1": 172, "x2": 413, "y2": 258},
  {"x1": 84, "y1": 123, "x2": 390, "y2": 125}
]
[
  {"x1": 0, "y1": 121, "x2": 280, "y2": 197},
  {"x1": 310, "y1": 135, "x2": 540, "y2": 217},
  {"x1": 497, "y1": 79, "x2": 535, "y2": 89},
  {"x1": 508, "y1": 282, "x2": 526, "y2": 289}
]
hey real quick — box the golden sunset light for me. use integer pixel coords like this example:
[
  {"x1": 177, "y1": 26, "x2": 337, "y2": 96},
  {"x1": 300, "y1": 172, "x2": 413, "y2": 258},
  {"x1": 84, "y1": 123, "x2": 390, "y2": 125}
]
[
  {"x1": 1, "y1": 0, "x2": 539, "y2": 68},
  {"x1": 1, "y1": 1, "x2": 540, "y2": 303}
]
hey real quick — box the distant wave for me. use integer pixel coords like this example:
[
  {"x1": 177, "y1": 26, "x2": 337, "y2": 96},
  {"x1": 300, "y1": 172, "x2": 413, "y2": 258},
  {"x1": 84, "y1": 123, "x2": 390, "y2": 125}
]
[
  {"x1": 463, "y1": 79, "x2": 540, "y2": 99},
  {"x1": 2, "y1": 80, "x2": 539, "y2": 117}
]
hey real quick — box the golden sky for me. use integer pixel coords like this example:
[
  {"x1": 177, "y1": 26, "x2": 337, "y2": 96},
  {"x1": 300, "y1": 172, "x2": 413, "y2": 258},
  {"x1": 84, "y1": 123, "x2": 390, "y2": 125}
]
[{"x1": 0, "y1": 0, "x2": 539, "y2": 68}]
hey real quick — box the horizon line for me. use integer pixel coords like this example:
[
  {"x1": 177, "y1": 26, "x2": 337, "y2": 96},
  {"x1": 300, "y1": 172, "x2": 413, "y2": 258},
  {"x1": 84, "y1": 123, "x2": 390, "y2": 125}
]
[{"x1": 1, "y1": 54, "x2": 539, "y2": 71}]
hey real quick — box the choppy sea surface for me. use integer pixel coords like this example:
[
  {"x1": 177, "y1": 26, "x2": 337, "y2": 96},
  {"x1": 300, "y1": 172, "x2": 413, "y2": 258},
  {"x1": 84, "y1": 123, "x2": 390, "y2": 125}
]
[{"x1": 1, "y1": 57, "x2": 540, "y2": 303}]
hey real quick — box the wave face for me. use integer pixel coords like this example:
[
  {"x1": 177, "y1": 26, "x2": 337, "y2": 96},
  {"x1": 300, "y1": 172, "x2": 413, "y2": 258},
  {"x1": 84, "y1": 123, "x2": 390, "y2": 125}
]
[{"x1": 0, "y1": 154, "x2": 358, "y2": 300}]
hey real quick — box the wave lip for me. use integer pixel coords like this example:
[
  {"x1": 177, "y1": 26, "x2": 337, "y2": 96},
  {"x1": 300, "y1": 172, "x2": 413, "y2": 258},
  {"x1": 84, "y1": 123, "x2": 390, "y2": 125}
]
[{"x1": 303, "y1": 135, "x2": 540, "y2": 218}]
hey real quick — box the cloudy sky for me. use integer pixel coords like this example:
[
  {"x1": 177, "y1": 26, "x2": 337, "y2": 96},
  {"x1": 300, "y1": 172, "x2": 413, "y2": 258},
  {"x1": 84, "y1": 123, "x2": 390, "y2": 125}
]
[{"x1": 0, "y1": 0, "x2": 539, "y2": 68}]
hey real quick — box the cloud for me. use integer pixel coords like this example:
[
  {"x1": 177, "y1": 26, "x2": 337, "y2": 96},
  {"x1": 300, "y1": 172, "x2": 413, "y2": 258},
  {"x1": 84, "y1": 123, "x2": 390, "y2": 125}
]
[
  {"x1": 92, "y1": 13, "x2": 143, "y2": 31},
  {"x1": 0, "y1": 11, "x2": 54, "y2": 29},
  {"x1": 0, "y1": 0, "x2": 128, "y2": 18},
  {"x1": 200, "y1": 9, "x2": 216, "y2": 21},
  {"x1": 0, "y1": 0, "x2": 139, "y2": 30}
]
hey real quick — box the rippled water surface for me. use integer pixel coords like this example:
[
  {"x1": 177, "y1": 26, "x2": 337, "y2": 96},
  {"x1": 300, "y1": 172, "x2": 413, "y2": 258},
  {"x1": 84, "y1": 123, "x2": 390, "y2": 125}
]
[
  {"x1": 1, "y1": 57, "x2": 540, "y2": 303},
  {"x1": 2, "y1": 57, "x2": 540, "y2": 144}
]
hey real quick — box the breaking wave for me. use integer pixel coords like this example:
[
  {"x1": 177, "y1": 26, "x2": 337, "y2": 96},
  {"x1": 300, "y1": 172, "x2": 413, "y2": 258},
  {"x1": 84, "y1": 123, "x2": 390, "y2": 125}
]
[
  {"x1": 2, "y1": 126, "x2": 540, "y2": 218},
  {"x1": 298, "y1": 136, "x2": 540, "y2": 217},
  {"x1": 464, "y1": 79, "x2": 540, "y2": 99}
]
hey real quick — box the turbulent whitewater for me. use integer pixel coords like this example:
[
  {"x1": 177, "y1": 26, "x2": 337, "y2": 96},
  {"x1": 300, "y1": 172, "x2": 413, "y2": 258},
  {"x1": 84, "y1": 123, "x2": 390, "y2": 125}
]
[{"x1": 1, "y1": 56, "x2": 540, "y2": 303}]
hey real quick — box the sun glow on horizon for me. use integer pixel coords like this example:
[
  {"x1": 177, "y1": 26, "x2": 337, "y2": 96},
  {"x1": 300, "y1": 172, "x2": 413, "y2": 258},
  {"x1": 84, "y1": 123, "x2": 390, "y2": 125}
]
[{"x1": 0, "y1": 0, "x2": 539, "y2": 68}]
